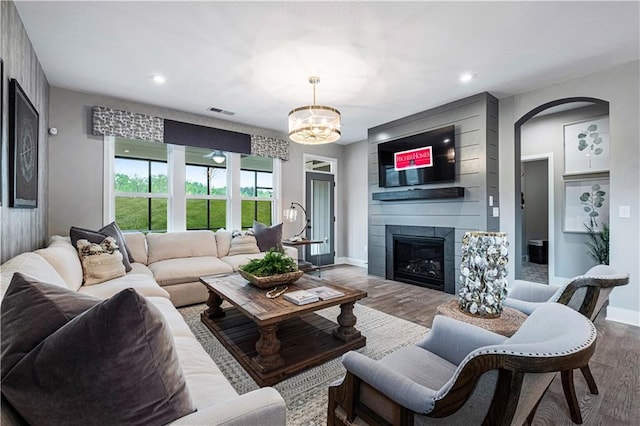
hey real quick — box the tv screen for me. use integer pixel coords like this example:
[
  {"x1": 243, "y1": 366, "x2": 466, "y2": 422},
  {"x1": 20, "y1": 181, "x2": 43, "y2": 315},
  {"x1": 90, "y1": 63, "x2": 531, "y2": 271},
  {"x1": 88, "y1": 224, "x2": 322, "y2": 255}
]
[{"x1": 377, "y1": 125, "x2": 455, "y2": 188}]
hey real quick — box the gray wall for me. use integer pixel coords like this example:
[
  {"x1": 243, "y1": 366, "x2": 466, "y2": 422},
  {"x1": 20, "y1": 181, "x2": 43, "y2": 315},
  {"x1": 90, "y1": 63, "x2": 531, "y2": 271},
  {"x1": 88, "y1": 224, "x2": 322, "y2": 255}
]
[
  {"x1": 0, "y1": 1, "x2": 50, "y2": 263},
  {"x1": 500, "y1": 60, "x2": 640, "y2": 323},
  {"x1": 367, "y1": 92, "x2": 500, "y2": 292},
  {"x1": 521, "y1": 105, "x2": 608, "y2": 277},
  {"x1": 343, "y1": 140, "x2": 368, "y2": 264},
  {"x1": 47, "y1": 86, "x2": 348, "y2": 256}
]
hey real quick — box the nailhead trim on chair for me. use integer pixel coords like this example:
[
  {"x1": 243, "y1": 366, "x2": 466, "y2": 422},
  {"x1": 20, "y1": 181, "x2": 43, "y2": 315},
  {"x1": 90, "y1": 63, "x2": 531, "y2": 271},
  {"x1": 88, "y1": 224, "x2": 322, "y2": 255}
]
[{"x1": 432, "y1": 320, "x2": 597, "y2": 403}]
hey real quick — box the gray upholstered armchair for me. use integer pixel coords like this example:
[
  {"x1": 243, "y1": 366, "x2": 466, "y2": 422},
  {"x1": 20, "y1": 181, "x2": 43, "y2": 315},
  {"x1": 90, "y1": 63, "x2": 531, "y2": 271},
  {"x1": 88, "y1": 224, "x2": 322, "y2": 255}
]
[
  {"x1": 328, "y1": 303, "x2": 596, "y2": 426},
  {"x1": 503, "y1": 264, "x2": 629, "y2": 423}
]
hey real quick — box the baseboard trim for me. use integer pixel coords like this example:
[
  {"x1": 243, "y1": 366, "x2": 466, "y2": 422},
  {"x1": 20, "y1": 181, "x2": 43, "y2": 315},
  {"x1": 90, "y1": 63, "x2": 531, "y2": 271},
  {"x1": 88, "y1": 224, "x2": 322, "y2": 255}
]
[
  {"x1": 605, "y1": 307, "x2": 640, "y2": 327},
  {"x1": 335, "y1": 257, "x2": 367, "y2": 268}
]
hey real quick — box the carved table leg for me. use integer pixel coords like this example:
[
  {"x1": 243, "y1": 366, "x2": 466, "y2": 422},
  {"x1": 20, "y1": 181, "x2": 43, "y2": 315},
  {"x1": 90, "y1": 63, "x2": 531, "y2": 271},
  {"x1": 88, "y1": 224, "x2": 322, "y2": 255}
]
[
  {"x1": 204, "y1": 289, "x2": 225, "y2": 319},
  {"x1": 252, "y1": 324, "x2": 285, "y2": 373},
  {"x1": 333, "y1": 302, "x2": 362, "y2": 342}
]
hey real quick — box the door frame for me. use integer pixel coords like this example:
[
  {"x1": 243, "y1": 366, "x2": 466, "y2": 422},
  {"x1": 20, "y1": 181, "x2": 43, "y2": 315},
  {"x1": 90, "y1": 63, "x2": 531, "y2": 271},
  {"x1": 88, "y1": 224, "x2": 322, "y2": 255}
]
[
  {"x1": 303, "y1": 154, "x2": 338, "y2": 264},
  {"x1": 521, "y1": 153, "x2": 555, "y2": 282}
]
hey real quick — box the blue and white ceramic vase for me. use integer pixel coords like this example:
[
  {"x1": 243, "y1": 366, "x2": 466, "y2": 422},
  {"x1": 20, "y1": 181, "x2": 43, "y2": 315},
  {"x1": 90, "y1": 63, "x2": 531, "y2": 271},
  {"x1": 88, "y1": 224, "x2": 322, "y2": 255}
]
[{"x1": 458, "y1": 231, "x2": 509, "y2": 317}]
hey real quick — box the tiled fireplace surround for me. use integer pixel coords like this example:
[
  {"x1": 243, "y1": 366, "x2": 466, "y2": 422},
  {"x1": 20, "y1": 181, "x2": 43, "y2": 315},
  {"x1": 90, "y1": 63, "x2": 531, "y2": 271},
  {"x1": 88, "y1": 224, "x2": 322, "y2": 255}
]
[{"x1": 385, "y1": 225, "x2": 456, "y2": 294}]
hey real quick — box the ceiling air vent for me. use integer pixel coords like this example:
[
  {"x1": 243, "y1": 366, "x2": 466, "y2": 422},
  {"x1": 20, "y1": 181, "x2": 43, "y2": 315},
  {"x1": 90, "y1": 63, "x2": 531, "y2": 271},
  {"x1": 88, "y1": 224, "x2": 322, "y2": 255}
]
[{"x1": 208, "y1": 106, "x2": 235, "y2": 116}]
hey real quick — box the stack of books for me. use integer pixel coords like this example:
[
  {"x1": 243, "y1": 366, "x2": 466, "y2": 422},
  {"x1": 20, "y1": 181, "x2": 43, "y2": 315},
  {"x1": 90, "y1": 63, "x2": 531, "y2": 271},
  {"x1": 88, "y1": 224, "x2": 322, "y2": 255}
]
[
  {"x1": 283, "y1": 286, "x2": 345, "y2": 305},
  {"x1": 284, "y1": 290, "x2": 319, "y2": 305}
]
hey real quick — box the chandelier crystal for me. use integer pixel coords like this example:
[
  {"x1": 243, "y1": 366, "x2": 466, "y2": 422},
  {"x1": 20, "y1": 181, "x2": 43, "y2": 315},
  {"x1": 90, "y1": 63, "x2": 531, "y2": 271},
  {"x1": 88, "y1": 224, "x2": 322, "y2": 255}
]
[{"x1": 288, "y1": 76, "x2": 341, "y2": 144}]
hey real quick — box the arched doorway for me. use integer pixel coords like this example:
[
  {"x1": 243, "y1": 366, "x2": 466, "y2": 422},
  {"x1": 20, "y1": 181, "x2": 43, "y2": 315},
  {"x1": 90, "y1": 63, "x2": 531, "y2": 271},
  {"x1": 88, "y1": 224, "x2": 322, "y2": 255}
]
[{"x1": 513, "y1": 97, "x2": 609, "y2": 280}]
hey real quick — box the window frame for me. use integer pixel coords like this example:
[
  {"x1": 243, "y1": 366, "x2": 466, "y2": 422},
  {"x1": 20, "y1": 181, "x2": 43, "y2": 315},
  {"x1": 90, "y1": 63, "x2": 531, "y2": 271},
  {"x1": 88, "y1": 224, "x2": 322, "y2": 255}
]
[
  {"x1": 185, "y1": 163, "x2": 228, "y2": 231},
  {"x1": 104, "y1": 136, "x2": 282, "y2": 232}
]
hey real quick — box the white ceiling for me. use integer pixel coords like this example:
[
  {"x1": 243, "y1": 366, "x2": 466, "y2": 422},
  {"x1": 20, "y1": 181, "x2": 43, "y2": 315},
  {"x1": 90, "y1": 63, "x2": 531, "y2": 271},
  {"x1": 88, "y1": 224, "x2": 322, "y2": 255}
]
[{"x1": 14, "y1": 1, "x2": 640, "y2": 144}]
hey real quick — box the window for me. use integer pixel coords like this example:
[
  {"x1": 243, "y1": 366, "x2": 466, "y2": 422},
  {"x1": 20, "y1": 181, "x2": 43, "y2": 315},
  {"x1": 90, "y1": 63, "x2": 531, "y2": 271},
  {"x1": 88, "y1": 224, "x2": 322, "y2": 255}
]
[
  {"x1": 185, "y1": 146, "x2": 227, "y2": 230},
  {"x1": 241, "y1": 155, "x2": 274, "y2": 228},
  {"x1": 114, "y1": 139, "x2": 168, "y2": 232},
  {"x1": 108, "y1": 138, "x2": 279, "y2": 232}
]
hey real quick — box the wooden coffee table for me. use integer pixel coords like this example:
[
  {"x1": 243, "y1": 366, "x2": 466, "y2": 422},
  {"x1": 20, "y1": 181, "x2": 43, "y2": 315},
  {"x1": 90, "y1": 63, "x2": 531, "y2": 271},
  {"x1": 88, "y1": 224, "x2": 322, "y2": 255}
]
[{"x1": 199, "y1": 273, "x2": 367, "y2": 386}]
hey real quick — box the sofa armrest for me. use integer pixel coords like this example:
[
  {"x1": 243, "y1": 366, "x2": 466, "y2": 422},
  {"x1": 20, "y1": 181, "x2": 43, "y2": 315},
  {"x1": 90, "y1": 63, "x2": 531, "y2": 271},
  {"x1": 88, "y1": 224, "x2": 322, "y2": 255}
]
[
  {"x1": 416, "y1": 315, "x2": 507, "y2": 365},
  {"x1": 284, "y1": 246, "x2": 298, "y2": 261},
  {"x1": 169, "y1": 387, "x2": 285, "y2": 426},
  {"x1": 342, "y1": 351, "x2": 438, "y2": 414}
]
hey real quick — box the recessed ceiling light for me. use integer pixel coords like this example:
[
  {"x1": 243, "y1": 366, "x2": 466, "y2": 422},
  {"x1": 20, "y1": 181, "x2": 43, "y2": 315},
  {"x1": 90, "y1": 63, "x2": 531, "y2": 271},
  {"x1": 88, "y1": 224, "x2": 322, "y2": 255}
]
[
  {"x1": 459, "y1": 72, "x2": 475, "y2": 83},
  {"x1": 124, "y1": 149, "x2": 130, "y2": 153},
  {"x1": 151, "y1": 74, "x2": 166, "y2": 85}
]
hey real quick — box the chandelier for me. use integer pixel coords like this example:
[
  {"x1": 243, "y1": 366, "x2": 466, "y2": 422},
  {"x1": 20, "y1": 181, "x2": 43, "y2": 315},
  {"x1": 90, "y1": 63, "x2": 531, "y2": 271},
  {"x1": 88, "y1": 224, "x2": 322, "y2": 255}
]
[{"x1": 288, "y1": 76, "x2": 341, "y2": 144}]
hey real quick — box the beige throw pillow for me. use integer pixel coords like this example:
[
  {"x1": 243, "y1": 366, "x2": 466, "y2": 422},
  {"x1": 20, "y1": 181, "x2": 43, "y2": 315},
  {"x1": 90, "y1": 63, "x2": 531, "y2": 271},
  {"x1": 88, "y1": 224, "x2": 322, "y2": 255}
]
[
  {"x1": 76, "y1": 237, "x2": 126, "y2": 286},
  {"x1": 227, "y1": 230, "x2": 260, "y2": 256}
]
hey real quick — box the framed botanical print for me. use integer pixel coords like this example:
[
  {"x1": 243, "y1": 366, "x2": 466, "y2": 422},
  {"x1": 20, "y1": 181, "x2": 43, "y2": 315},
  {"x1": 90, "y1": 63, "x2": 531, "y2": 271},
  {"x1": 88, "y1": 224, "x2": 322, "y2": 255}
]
[
  {"x1": 563, "y1": 177, "x2": 609, "y2": 233},
  {"x1": 563, "y1": 116, "x2": 609, "y2": 175},
  {"x1": 9, "y1": 78, "x2": 39, "y2": 208}
]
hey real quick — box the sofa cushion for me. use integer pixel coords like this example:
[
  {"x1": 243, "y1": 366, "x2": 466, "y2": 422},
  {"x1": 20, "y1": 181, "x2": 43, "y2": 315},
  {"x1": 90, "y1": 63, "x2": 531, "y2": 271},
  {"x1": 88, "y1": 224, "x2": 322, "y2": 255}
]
[
  {"x1": 34, "y1": 236, "x2": 84, "y2": 291},
  {"x1": 253, "y1": 221, "x2": 284, "y2": 252},
  {"x1": 228, "y1": 230, "x2": 261, "y2": 256},
  {"x1": 78, "y1": 273, "x2": 170, "y2": 300},
  {"x1": 149, "y1": 257, "x2": 233, "y2": 287},
  {"x1": 221, "y1": 253, "x2": 266, "y2": 271},
  {"x1": 128, "y1": 261, "x2": 154, "y2": 276},
  {"x1": 1, "y1": 273, "x2": 101, "y2": 378},
  {"x1": 147, "y1": 231, "x2": 218, "y2": 264},
  {"x1": 215, "y1": 229, "x2": 232, "y2": 257},
  {"x1": 70, "y1": 222, "x2": 133, "y2": 272},
  {"x1": 123, "y1": 231, "x2": 148, "y2": 264},
  {"x1": 1, "y1": 287, "x2": 195, "y2": 426},
  {"x1": 76, "y1": 237, "x2": 127, "y2": 285}
]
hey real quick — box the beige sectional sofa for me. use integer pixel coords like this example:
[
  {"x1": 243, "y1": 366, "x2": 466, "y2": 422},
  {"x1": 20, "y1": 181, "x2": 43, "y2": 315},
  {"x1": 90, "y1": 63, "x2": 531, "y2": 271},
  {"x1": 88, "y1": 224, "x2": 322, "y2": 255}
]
[{"x1": 0, "y1": 230, "x2": 294, "y2": 425}]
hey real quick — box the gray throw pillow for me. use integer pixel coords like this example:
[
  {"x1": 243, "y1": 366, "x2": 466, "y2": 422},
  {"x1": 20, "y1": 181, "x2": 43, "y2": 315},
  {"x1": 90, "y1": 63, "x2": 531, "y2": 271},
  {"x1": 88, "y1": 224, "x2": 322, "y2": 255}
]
[
  {"x1": 70, "y1": 221, "x2": 133, "y2": 272},
  {"x1": 253, "y1": 221, "x2": 284, "y2": 252},
  {"x1": 1, "y1": 285, "x2": 195, "y2": 426},
  {"x1": 1, "y1": 273, "x2": 101, "y2": 378}
]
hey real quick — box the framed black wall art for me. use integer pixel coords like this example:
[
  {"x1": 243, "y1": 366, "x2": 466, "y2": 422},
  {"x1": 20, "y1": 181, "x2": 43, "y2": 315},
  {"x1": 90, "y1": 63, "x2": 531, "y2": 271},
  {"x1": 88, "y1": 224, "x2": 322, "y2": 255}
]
[{"x1": 9, "y1": 78, "x2": 39, "y2": 208}]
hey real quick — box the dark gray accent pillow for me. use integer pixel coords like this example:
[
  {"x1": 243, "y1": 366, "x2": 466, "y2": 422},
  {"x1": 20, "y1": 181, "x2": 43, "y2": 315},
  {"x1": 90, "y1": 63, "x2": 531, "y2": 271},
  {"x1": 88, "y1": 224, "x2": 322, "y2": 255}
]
[
  {"x1": 70, "y1": 221, "x2": 133, "y2": 272},
  {"x1": 1, "y1": 287, "x2": 195, "y2": 426},
  {"x1": 1, "y1": 273, "x2": 100, "y2": 378},
  {"x1": 253, "y1": 221, "x2": 284, "y2": 252}
]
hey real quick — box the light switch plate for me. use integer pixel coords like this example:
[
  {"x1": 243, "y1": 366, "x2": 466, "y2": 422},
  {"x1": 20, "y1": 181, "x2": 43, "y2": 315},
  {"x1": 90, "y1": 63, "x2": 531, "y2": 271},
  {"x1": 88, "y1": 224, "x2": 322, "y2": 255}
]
[
  {"x1": 619, "y1": 205, "x2": 631, "y2": 218},
  {"x1": 489, "y1": 196, "x2": 494, "y2": 206},
  {"x1": 492, "y1": 207, "x2": 500, "y2": 217}
]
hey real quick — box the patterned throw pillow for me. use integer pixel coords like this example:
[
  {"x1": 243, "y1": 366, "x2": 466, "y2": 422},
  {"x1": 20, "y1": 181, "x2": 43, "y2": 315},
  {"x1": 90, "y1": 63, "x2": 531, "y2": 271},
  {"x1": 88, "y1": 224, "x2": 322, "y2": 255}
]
[
  {"x1": 70, "y1": 222, "x2": 133, "y2": 272},
  {"x1": 76, "y1": 237, "x2": 126, "y2": 285},
  {"x1": 227, "y1": 230, "x2": 261, "y2": 256}
]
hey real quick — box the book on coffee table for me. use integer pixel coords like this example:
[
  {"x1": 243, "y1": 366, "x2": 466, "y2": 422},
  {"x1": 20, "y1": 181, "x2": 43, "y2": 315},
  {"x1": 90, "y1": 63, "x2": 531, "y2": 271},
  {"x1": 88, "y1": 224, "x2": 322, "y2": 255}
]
[
  {"x1": 283, "y1": 290, "x2": 320, "y2": 305},
  {"x1": 308, "y1": 286, "x2": 345, "y2": 300}
]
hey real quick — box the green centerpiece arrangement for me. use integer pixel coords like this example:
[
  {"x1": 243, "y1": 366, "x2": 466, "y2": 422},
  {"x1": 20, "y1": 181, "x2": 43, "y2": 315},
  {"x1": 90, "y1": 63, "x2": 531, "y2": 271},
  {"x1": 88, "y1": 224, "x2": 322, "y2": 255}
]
[{"x1": 238, "y1": 249, "x2": 304, "y2": 288}]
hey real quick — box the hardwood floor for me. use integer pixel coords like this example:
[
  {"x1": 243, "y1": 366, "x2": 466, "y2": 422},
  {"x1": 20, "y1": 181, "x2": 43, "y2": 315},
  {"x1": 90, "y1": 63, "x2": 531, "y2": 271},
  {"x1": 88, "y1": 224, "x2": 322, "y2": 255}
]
[{"x1": 318, "y1": 264, "x2": 640, "y2": 426}]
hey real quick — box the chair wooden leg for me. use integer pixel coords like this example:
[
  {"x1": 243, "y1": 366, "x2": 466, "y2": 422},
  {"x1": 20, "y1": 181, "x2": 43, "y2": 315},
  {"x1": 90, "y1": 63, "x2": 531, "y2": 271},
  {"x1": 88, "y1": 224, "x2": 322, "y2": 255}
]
[
  {"x1": 561, "y1": 369, "x2": 583, "y2": 424},
  {"x1": 580, "y1": 364, "x2": 599, "y2": 395}
]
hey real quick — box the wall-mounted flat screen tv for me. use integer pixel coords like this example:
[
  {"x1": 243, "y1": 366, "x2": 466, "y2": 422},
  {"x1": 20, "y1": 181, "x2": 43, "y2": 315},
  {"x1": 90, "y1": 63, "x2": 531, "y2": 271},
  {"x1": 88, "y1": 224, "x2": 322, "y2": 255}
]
[{"x1": 377, "y1": 125, "x2": 456, "y2": 188}]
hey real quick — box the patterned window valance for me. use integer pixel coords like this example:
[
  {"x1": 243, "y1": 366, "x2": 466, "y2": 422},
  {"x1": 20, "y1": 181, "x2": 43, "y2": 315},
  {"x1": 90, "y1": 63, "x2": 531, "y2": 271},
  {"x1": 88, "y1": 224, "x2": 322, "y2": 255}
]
[
  {"x1": 92, "y1": 106, "x2": 290, "y2": 161},
  {"x1": 251, "y1": 135, "x2": 289, "y2": 161},
  {"x1": 92, "y1": 106, "x2": 164, "y2": 142}
]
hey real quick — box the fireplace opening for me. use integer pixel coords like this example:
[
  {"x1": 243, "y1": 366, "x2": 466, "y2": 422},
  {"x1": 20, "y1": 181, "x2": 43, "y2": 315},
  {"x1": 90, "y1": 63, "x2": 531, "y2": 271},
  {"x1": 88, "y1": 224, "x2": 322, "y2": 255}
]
[{"x1": 393, "y1": 235, "x2": 445, "y2": 291}]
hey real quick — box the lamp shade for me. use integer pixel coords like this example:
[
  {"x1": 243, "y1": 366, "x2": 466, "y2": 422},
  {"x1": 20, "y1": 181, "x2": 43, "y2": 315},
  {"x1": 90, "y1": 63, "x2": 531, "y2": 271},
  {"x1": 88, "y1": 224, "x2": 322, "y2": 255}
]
[
  {"x1": 288, "y1": 76, "x2": 341, "y2": 144},
  {"x1": 288, "y1": 106, "x2": 341, "y2": 144}
]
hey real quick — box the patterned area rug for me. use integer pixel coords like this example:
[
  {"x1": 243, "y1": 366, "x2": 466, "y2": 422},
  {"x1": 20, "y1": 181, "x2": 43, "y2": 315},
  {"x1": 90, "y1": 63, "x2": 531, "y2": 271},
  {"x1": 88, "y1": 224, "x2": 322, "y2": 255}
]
[{"x1": 179, "y1": 303, "x2": 428, "y2": 425}]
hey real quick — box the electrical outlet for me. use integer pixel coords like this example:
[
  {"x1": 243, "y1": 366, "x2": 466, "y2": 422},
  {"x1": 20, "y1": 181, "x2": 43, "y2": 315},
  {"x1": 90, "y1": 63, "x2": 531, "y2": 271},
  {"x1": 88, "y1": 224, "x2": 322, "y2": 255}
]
[{"x1": 492, "y1": 207, "x2": 500, "y2": 217}]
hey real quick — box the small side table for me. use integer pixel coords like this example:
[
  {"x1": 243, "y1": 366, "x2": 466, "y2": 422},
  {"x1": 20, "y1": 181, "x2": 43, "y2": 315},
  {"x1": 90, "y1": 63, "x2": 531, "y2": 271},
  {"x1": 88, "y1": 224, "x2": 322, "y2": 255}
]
[{"x1": 436, "y1": 300, "x2": 527, "y2": 337}]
